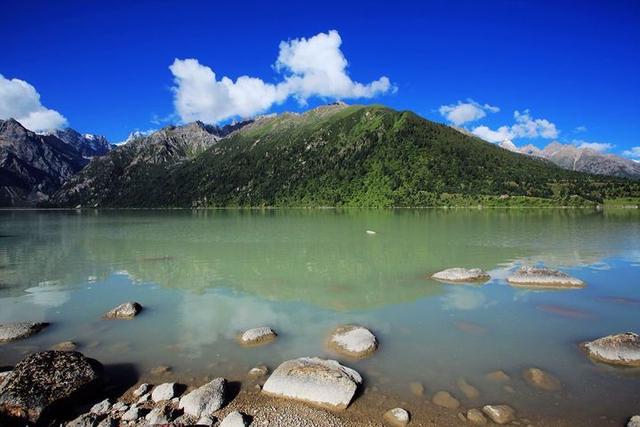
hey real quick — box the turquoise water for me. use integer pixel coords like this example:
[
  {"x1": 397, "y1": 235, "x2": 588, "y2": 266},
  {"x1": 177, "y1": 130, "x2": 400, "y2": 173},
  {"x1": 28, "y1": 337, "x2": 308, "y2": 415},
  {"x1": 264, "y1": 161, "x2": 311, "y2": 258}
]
[{"x1": 0, "y1": 209, "x2": 639, "y2": 424}]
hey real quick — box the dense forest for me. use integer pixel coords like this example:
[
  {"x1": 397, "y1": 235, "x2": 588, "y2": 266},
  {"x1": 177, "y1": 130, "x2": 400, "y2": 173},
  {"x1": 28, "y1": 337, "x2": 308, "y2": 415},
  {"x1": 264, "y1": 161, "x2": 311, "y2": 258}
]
[{"x1": 51, "y1": 104, "x2": 640, "y2": 208}]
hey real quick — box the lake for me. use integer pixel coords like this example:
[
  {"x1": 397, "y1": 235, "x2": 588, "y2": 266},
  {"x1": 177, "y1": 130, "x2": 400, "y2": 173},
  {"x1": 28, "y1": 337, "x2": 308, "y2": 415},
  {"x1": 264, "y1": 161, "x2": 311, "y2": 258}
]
[{"x1": 0, "y1": 209, "x2": 638, "y2": 425}]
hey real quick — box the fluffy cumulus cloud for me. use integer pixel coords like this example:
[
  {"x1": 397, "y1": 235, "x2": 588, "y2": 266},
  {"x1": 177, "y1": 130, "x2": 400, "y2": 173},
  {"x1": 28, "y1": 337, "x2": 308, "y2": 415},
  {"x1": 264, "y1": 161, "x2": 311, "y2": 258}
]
[
  {"x1": 471, "y1": 109, "x2": 558, "y2": 143},
  {"x1": 574, "y1": 140, "x2": 614, "y2": 152},
  {"x1": 438, "y1": 99, "x2": 499, "y2": 126},
  {"x1": 0, "y1": 74, "x2": 67, "y2": 132},
  {"x1": 622, "y1": 146, "x2": 640, "y2": 161},
  {"x1": 170, "y1": 30, "x2": 394, "y2": 124}
]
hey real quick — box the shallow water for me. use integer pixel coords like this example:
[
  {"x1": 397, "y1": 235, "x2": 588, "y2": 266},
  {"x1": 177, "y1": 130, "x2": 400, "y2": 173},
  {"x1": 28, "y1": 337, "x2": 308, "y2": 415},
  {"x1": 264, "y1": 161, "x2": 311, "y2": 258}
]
[{"x1": 0, "y1": 209, "x2": 638, "y2": 424}]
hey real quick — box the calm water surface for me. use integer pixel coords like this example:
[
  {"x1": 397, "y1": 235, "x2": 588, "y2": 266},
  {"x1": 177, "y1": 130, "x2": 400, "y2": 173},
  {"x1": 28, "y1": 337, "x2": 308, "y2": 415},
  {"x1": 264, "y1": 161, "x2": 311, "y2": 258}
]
[{"x1": 0, "y1": 209, "x2": 639, "y2": 425}]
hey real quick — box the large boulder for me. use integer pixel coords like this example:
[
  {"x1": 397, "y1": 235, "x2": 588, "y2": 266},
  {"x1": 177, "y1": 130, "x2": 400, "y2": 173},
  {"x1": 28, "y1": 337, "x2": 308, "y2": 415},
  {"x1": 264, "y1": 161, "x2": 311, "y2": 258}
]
[
  {"x1": 432, "y1": 268, "x2": 490, "y2": 283},
  {"x1": 0, "y1": 322, "x2": 48, "y2": 343},
  {"x1": 328, "y1": 325, "x2": 378, "y2": 359},
  {"x1": 178, "y1": 378, "x2": 226, "y2": 418},
  {"x1": 583, "y1": 332, "x2": 640, "y2": 366},
  {"x1": 507, "y1": 267, "x2": 584, "y2": 289},
  {"x1": 262, "y1": 357, "x2": 362, "y2": 410},
  {"x1": 0, "y1": 351, "x2": 103, "y2": 424},
  {"x1": 103, "y1": 302, "x2": 142, "y2": 319}
]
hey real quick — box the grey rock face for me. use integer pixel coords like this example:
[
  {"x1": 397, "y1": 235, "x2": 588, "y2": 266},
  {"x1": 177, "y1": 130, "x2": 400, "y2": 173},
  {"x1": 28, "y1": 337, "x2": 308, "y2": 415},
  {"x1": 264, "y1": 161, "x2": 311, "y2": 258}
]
[
  {"x1": 583, "y1": 332, "x2": 640, "y2": 366},
  {"x1": 178, "y1": 378, "x2": 226, "y2": 418},
  {"x1": 103, "y1": 302, "x2": 142, "y2": 319},
  {"x1": 0, "y1": 322, "x2": 48, "y2": 343},
  {"x1": 0, "y1": 351, "x2": 102, "y2": 424},
  {"x1": 0, "y1": 119, "x2": 89, "y2": 207},
  {"x1": 262, "y1": 357, "x2": 362, "y2": 410}
]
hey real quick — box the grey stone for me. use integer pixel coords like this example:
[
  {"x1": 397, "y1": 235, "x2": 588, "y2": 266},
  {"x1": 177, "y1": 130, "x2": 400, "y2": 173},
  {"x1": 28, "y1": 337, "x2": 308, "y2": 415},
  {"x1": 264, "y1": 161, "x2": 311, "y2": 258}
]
[
  {"x1": 90, "y1": 399, "x2": 111, "y2": 415},
  {"x1": 482, "y1": 405, "x2": 516, "y2": 425},
  {"x1": 583, "y1": 332, "x2": 640, "y2": 367},
  {"x1": 103, "y1": 302, "x2": 142, "y2": 319},
  {"x1": 151, "y1": 382, "x2": 176, "y2": 402},
  {"x1": 178, "y1": 378, "x2": 226, "y2": 418},
  {"x1": 328, "y1": 325, "x2": 378, "y2": 359},
  {"x1": 0, "y1": 322, "x2": 48, "y2": 343},
  {"x1": 219, "y1": 411, "x2": 248, "y2": 427},
  {"x1": 121, "y1": 405, "x2": 140, "y2": 421}
]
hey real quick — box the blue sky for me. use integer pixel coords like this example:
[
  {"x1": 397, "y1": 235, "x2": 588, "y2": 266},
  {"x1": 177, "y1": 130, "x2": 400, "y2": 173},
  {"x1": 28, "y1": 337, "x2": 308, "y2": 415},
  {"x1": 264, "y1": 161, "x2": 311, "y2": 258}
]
[{"x1": 1, "y1": 0, "x2": 638, "y2": 158}]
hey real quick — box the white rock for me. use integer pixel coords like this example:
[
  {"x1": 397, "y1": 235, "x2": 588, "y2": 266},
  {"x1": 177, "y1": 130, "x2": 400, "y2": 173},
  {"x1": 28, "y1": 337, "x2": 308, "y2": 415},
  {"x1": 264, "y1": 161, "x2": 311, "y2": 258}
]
[
  {"x1": 151, "y1": 382, "x2": 176, "y2": 402},
  {"x1": 219, "y1": 411, "x2": 248, "y2": 427},
  {"x1": 0, "y1": 322, "x2": 48, "y2": 343},
  {"x1": 583, "y1": 332, "x2": 640, "y2": 366},
  {"x1": 248, "y1": 365, "x2": 269, "y2": 377},
  {"x1": 239, "y1": 327, "x2": 277, "y2": 346},
  {"x1": 121, "y1": 406, "x2": 139, "y2": 421},
  {"x1": 628, "y1": 415, "x2": 640, "y2": 427},
  {"x1": 507, "y1": 266, "x2": 584, "y2": 289},
  {"x1": 366, "y1": 230, "x2": 376, "y2": 235},
  {"x1": 432, "y1": 268, "x2": 490, "y2": 283},
  {"x1": 90, "y1": 399, "x2": 111, "y2": 415},
  {"x1": 262, "y1": 357, "x2": 362, "y2": 410},
  {"x1": 482, "y1": 404, "x2": 515, "y2": 425},
  {"x1": 137, "y1": 393, "x2": 150, "y2": 404},
  {"x1": 329, "y1": 325, "x2": 378, "y2": 358},
  {"x1": 383, "y1": 407, "x2": 410, "y2": 426},
  {"x1": 145, "y1": 407, "x2": 169, "y2": 424},
  {"x1": 197, "y1": 415, "x2": 215, "y2": 426},
  {"x1": 133, "y1": 382, "x2": 151, "y2": 397},
  {"x1": 178, "y1": 378, "x2": 226, "y2": 418},
  {"x1": 111, "y1": 401, "x2": 128, "y2": 412}
]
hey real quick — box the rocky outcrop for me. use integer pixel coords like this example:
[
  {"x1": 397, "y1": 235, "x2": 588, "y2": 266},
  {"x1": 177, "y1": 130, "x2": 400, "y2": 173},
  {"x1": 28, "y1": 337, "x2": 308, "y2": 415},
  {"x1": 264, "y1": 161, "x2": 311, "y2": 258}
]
[
  {"x1": 583, "y1": 332, "x2": 640, "y2": 366},
  {"x1": 0, "y1": 351, "x2": 102, "y2": 424},
  {"x1": 432, "y1": 268, "x2": 490, "y2": 283},
  {"x1": 262, "y1": 357, "x2": 362, "y2": 410},
  {"x1": 238, "y1": 327, "x2": 277, "y2": 346},
  {"x1": 328, "y1": 325, "x2": 378, "y2": 359},
  {"x1": 0, "y1": 322, "x2": 48, "y2": 343},
  {"x1": 178, "y1": 378, "x2": 226, "y2": 418},
  {"x1": 103, "y1": 302, "x2": 142, "y2": 319},
  {"x1": 507, "y1": 266, "x2": 584, "y2": 289}
]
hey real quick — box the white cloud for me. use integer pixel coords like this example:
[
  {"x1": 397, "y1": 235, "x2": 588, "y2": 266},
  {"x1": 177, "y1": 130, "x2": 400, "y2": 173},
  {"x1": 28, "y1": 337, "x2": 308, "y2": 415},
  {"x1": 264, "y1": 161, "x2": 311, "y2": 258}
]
[
  {"x1": 574, "y1": 125, "x2": 587, "y2": 133},
  {"x1": 170, "y1": 30, "x2": 394, "y2": 124},
  {"x1": 622, "y1": 146, "x2": 640, "y2": 160},
  {"x1": 472, "y1": 109, "x2": 559, "y2": 143},
  {"x1": 439, "y1": 99, "x2": 499, "y2": 126},
  {"x1": 0, "y1": 74, "x2": 67, "y2": 132},
  {"x1": 574, "y1": 140, "x2": 614, "y2": 152}
]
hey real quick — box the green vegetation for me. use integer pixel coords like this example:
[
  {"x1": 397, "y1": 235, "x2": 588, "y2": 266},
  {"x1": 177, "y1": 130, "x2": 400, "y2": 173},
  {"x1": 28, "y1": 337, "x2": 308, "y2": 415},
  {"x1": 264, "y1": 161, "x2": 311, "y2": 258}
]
[{"x1": 53, "y1": 104, "x2": 640, "y2": 208}]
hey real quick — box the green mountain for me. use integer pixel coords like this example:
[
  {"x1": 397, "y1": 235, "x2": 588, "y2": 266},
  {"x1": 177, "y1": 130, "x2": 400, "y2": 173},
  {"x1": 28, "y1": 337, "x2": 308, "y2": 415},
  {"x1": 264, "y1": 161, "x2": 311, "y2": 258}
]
[{"x1": 51, "y1": 104, "x2": 640, "y2": 208}]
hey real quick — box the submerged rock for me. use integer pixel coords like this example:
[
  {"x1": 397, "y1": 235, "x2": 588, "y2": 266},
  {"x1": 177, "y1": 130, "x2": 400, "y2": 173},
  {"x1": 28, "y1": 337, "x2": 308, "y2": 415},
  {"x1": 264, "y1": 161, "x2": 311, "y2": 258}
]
[
  {"x1": 383, "y1": 407, "x2": 410, "y2": 426},
  {"x1": 522, "y1": 367, "x2": 561, "y2": 391},
  {"x1": 262, "y1": 357, "x2": 362, "y2": 410},
  {"x1": 0, "y1": 351, "x2": 102, "y2": 424},
  {"x1": 178, "y1": 378, "x2": 226, "y2": 418},
  {"x1": 328, "y1": 325, "x2": 378, "y2": 359},
  {"x1": 248, "y1": 365, "x2": 269, "y2": 378},
  {"x1": 482, "y1": 404, "x2": 515, "y2": 425},
  {"x1": 151, "y1": 382, "x2": 177, "y2": 402},
  {"x1": 432, "y1": 391, "x2": 460, "y2": 409},
  {"x1": 466, "y1": 408, "x2": 487, "y2": 425},
  {"x1": 238, "y1": 327, "x2": 277, "y2": 346},
  {"x1": 507, "y1": 266, "x2": 584, "y2": 289},
  {"x1": 103, "y1": 301, "x2": 142, "y2": 319},
  {"x1": 457, "y1": 378, "x2": 480, "y2": 399},
  {"x1": 51, "y1": 341, "x2": 78, "y2": 351},
  {"x1": 219, "y1": 411, "x2": 248, "y2": 427},
  {"x1": 0, "y1": 322, "x2": 48, "y2": 343},
  {"x1": 432, "y1": 268, "x2": 490, "y2": 283},
  {"x1": 409, "y1": 381, "x2": 424, "y2": 396},
  {"x1": 485, "y1": 370, "x2": 510, "y2": 382},
  {"x1": 583, "y1": 332, "x2": 640, "y2": 366}
]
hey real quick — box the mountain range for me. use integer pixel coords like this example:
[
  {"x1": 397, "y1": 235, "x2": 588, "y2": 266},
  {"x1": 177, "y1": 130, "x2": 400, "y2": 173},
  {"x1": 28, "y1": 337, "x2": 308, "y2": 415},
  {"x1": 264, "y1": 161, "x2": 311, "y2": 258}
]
[
  {"x1": 499, "y1": 140, "x2": 640, "y2": 180},
  {"x1": 0, "y1": 119, "x2": 111, "y2": 206},
  {"x1": 1, "y1": 104, "x2": 639, "y2": 208}
]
